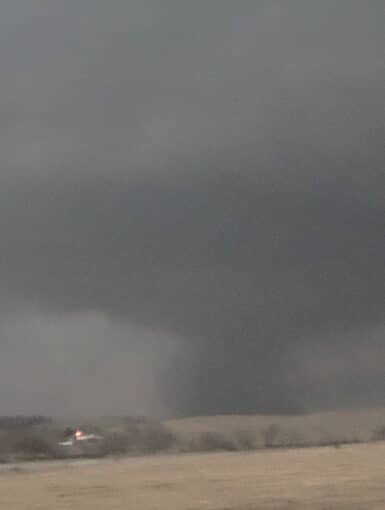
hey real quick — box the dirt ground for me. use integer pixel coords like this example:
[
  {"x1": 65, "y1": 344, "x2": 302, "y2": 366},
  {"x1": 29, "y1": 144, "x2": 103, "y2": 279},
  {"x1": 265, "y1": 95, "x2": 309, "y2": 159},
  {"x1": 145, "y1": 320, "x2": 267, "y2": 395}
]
[{"x1": 1, "y1": 442, "x2": 385, "y2": 509}]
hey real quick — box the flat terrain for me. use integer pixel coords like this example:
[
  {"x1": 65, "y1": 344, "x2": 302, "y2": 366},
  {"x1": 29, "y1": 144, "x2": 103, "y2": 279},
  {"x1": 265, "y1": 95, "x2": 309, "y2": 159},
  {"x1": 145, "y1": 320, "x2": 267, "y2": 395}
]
[
  {"x1": 166, "y1": 407, "x2": 385, "y2": 445},
  {"x1": 1, "y1": 442, "x2": 385, "y2": 509}
]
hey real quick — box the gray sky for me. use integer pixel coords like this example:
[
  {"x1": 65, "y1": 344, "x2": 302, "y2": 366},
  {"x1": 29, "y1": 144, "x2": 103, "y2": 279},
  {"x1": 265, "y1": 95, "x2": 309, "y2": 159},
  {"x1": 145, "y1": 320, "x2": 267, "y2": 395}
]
[{"x1": 0, "y1": 1, "x2": 384, "y2": 417}]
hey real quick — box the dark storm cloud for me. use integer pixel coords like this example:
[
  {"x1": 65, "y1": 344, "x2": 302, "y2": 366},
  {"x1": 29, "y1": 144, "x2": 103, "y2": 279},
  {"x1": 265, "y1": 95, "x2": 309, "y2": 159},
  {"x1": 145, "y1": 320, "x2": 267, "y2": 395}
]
[{"x1": 0, "y1": 1, "x2": 384, "y2": 416}]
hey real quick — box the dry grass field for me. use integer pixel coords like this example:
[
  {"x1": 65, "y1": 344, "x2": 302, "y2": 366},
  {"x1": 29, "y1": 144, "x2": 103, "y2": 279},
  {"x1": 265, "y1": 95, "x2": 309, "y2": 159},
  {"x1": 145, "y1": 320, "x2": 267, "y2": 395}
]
[
  {"x1": 1, "y1": 441, "x2": 385, "y2": 509},
  {"x1": 165, "y1": 407, "x2": 385, "y2": 445}
]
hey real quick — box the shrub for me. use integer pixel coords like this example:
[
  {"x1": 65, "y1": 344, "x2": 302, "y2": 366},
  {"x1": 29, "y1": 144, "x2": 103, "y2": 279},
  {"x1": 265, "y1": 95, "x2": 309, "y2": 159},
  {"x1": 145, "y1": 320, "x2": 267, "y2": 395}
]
[
  {"x1": 102, "y1": 422, "x2": 177, "y2": 457},
  {"x1": 188, "y1": 432, "x2": 238, "y2": 452},
  {"x1": 261, "y1": 424, "x2": 281, "y2": 448},
  {"x1": 371, "y1": 426, "x2": 385, "y2": 442},
  {"x1": 232, "y1": 428, "x2": 257, "y2": 450},
  {"x1": 12, "y1": 433, "x2": 56, "y2": 458}
]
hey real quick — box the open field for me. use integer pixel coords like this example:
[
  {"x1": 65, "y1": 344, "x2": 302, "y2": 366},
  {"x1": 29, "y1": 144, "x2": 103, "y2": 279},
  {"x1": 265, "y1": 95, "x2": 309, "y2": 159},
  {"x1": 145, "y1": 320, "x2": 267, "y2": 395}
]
[
  {"x1": 3, "y1": 407, "x2": 385, "y2": 464},
  {"x1": 1, "y1": 441, "x2": 385, "y2": 509},
  {"x1": 166, "y1": 407, "x2": 385, "y2": 445}
]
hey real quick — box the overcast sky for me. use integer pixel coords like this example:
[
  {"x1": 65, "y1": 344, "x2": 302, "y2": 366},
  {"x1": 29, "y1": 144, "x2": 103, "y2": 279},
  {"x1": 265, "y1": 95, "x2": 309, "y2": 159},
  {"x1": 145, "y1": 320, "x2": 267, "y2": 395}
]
[{"x1": 0, "y1": 1, "x2": 384, "y2": 418}]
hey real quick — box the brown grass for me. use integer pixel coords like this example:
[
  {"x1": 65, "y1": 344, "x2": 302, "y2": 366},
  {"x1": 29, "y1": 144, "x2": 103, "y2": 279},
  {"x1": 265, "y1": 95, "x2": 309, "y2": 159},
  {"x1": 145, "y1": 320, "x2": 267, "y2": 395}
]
[
  {"x1": 166, "y1": 407, "x2": 385, "y2": 447},
  {"x1": 3, "y1": 407, "x2": 385, "y2": 462},
  {"x1": 1, "y1": 441, "x2": 385, "y2": 509}
]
